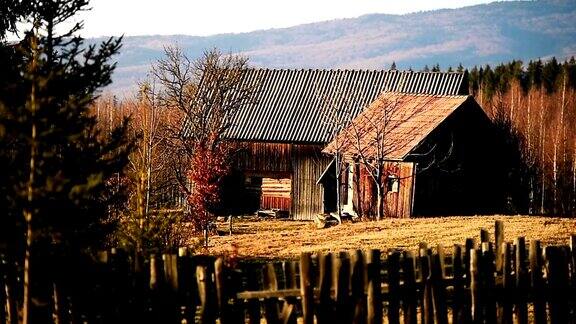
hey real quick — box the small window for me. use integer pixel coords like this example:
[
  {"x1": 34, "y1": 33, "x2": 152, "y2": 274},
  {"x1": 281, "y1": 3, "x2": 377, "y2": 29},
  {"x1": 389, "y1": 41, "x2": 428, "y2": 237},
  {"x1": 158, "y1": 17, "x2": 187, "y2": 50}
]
[{"x1": 386, "y1": 175, "x2": 399, "y2": 193}]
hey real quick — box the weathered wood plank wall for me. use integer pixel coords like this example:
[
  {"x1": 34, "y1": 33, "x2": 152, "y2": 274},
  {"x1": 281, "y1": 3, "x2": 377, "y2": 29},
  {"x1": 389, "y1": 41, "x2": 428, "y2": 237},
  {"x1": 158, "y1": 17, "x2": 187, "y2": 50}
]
[
  {"x1": 292, "y1": 145, "x2": 332, "y2": 220},
  {"x1": 355, "y1": 161, "x2": 415, "y2": 218},
  {"x1": 261, "y1": 178, "x2": 292, "y2": 211},
  {"x1": 235, "y1": 142, "x2": 330, "y2": 219},
  {"x1": 236, "y1": 142, "x2": 292, "y2": 176}
]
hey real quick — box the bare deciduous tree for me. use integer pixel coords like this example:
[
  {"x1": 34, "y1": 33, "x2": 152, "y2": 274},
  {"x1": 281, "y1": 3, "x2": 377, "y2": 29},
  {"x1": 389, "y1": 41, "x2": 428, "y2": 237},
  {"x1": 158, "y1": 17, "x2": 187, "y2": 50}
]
[
  {"x1": 329, "y1": 94, "x2": 429, "y2": 220},
  {"x1": 152, "y1": 46, "x2": 259, "y2": 247},
  {"x1": 320, "y1": 88, "x2": 355, "y2": 222}
]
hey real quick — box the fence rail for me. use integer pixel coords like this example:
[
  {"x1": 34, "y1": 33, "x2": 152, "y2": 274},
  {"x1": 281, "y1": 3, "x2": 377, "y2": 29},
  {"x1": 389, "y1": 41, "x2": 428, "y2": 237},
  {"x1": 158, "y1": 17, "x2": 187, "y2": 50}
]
[{"x1": 2, "y1": 220, "x2": 576, "y2": 323}]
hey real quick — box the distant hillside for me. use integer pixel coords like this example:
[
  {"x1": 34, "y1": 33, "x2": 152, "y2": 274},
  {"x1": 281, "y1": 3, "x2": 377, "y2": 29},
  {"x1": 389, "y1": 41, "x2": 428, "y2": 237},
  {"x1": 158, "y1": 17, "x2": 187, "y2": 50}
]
[{"x1": 99, "y1": 0, "x2": 576, "y2": 95}]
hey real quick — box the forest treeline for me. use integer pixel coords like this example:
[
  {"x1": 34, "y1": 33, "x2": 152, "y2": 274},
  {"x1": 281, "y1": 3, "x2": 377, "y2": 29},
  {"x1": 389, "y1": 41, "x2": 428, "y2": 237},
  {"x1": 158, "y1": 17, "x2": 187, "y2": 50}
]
[{"x1": 464, "y1": 57, "x2": 576, "y2": 216}]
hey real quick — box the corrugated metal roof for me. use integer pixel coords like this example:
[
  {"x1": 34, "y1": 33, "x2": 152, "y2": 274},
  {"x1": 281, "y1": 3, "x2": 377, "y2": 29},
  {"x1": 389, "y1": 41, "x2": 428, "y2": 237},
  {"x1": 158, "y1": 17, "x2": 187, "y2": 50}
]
[
  {"x1": 322, "y1": 92, "x2": 472, "y2": 160},
  {"x1": 184, "y1": 69, "x2": 466, "y2": 143}
]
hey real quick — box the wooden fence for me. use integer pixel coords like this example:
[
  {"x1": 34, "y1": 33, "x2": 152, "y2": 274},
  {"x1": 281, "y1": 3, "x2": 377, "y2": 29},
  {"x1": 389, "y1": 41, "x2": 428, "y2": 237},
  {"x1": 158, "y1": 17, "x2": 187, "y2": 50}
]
[{"x1": 1, "y1": 220, "x2": 576, "y2": 323}]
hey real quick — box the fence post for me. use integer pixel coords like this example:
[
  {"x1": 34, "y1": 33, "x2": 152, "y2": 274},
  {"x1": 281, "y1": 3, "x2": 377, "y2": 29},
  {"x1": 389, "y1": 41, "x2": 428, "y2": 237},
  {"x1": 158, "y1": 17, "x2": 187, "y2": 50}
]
[
  {"x1": 149, "y1": 254, "x2": 161, "y2": 291},
  {"x1": 351, "y1": 250, "x2": 366, "y2": 324},
  {"x1": 401, "y1": 251, "x2": 417, "y2": 324},
  {"x1": 178, "y1": 250, "x2": 197, "y2": 323},
  {"x1": 197, "y1": 265, "x2": 216, "y2": 323},
  {"x1": 262, "y1": 263, "x2": 280, "y2": 323},
  {"x1": 215, "y1": 257, "x2": 235, "y2": 324},
  {"x1": 300, "y1": 252, "x2": 314, "y2": 324},
  {"x1": 420, "y1": 250, "x2": 434, "y2": 324},
  {"x1": 545, "y1": 246, "x2": 570, "y2": 324},
  {"x1": 366, "y1": 249, "x2": 382, "y2": 324},
  {"x1": 569, "y1": 235, "x2": 576, "y2": 288},
  {"x1": 470, "y1": 249, "x2": 482, "y2": 322},
  {"x1": 495, "y1": 220, "x2": 504, "y2": 274},
  {"x1": 480, "y1": 228, "x2": 490, "y2": 244},
  {"x1": 481, "y1": 242, "x2": 497, "y2": 323},
  {"x1": 282, "y1": 261, "x2": 298, "y2": 324},
  {"x1": 283, "y1": 261, "x2": 298, "y2": 290},
  {"x1": 387, "y1": 251, "x2": 401, "y2": 324},
  {"x1": 317, "y1": 252, "x2": 333, "y2": 324},
  {"x1": 430, "y1": 252, "x2": 448, "y2": 324},
  {"x1": 0, "y1": 256, "x2": 7, "y2": 324},
  {"x1": 529, "y1": 240, "x2": 546, "y2": 324},
  {"x1": 149, "y1": 253, "x2": 168, "y2": 320},
  {"x1": 452, "y1": 245, "x2": 467, "y2": 323},
  {"x1": 166, "y1": 253, "x2": 181, "y2": 322},
  {"x1": 333, "y1": 252, "x2": 352, "y2": 322},
  {"x1": 245, "y1": 263, "x2": 261, "y2": 324},
  {"x1": 165, "y1": 254, "x2": 179, "y2": 293},
  {"x1": 500, "y1": 243, "x2": 513, "y2": 324},
  {"x1": 437, "y1": 245, "x2": 446, "y2": 279},
  {"x1": 464, "y1": 238, "x2": 476, "y2": 288},
  {"x1": 515, "y1": 237, "x2": 528, "y2": 324}
]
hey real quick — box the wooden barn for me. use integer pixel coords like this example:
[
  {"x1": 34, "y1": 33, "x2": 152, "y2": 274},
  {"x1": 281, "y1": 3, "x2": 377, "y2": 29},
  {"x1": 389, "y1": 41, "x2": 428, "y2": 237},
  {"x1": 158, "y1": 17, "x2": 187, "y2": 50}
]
[
  {"x1": 321, "y1": 92, "x2": 496, "y2": 218},
  {"x1": 213, "y1": 69, "x2": 469, "y2": 220}
]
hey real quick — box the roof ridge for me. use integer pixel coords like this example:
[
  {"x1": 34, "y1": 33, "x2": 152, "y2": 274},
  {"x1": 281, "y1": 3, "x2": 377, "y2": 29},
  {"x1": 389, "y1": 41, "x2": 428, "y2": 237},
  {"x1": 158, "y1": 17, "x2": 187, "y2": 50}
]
[
  {"x1": 385, "y1": 91, "x2": 470, "y2": 98},
  {"x1": 244, "y1": 67, "x2": 465, "y2": 75}
]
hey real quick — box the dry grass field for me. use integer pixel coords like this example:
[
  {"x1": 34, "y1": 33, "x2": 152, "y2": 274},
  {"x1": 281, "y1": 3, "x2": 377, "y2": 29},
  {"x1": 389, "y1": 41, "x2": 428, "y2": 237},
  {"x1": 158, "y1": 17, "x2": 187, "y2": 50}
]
[{"x1": 208, "y1": 216, "x2": 576, "y2": 260}]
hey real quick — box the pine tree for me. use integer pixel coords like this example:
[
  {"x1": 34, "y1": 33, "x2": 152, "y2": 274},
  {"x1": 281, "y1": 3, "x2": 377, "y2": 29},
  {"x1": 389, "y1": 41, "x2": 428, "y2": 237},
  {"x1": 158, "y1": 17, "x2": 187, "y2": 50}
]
[
  {"x1": 457, "y1": 63, "x2": 464, "y2": 73},
  {"x1": 0, "y1": 1, "x2": 132, "y2": 321}
]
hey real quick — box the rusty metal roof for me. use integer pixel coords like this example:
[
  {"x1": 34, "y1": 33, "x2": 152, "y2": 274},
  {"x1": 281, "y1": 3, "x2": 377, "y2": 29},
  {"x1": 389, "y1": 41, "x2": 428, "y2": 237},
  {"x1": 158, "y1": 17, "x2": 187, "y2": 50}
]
[
  {"x1": 183, "y1": 69, "x2": 467, "y2": 143},
  {"x1": 322, "y1": 92, "x2": 473, "y2": 160}
]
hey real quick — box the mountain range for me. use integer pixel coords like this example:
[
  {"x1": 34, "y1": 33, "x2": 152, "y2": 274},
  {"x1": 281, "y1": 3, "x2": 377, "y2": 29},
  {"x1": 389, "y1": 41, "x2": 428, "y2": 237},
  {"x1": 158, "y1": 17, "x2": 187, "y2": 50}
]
[{"x1": 96, "y1": 0, "x2": 576, "y2": 95}]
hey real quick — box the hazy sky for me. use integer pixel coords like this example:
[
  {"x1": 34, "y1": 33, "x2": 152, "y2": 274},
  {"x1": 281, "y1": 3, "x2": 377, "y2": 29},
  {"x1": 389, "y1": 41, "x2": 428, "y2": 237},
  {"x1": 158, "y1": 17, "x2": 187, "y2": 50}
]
[{"x1": 73, "y1": 0, "x2": 496, "y2": 37}]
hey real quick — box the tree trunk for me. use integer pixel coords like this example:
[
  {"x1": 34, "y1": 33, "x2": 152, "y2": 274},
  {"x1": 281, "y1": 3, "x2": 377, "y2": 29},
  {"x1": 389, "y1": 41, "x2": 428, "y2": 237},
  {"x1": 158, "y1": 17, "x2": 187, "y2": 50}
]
[
  {"x1": 527, "y1": 91, "x2": 534, "y2": 214},
  {"x1": 376, "y1": 184, "x2": 383, "y2": 220},
  {"x1": 573, "y1": 142, "x2": 576, "y2": 216},
  {"x1": 573, "y1": 144, "x2": 576, "y2": 216},
  {"x1": 204, "y1": 213, "x2": 209, "y2": 249},
  {"x1": 553, "y1": 133, "x2": 558, "y2": 214},
  {"x1": 145, "y1": 156, "x2": 152, "y2": 216},
  {"x1": 335, "y1": 153, "x2": 342, "y2": 219},
  {"x1": 354, "y1": 163, "x2": 362, "y2": 218},
  {"x1": 540, "y1": 88, "x2": 546, "y2": 214},
  {"x1": 560, "y1": 75, "x2": 567, "y2": 214},
  {"x1": 23, "y1": 34, "x2": 40, "y2": 324},
  {"x1": 510, "y1": 82, "x2": 515, "y2": 123}
]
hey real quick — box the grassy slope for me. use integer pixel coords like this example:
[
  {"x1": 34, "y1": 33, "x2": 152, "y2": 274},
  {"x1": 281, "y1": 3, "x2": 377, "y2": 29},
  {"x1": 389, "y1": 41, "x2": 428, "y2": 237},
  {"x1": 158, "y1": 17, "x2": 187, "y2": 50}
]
[{"x1": 209, "y1": 216, "x2": 576, "y2": 260}]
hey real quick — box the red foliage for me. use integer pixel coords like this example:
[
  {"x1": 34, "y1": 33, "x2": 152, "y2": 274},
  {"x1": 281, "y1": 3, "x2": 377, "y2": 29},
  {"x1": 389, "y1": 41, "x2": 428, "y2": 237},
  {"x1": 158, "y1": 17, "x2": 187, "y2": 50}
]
[{"x1": 185, "y1": 134, "x2": 234, "y2": 229}]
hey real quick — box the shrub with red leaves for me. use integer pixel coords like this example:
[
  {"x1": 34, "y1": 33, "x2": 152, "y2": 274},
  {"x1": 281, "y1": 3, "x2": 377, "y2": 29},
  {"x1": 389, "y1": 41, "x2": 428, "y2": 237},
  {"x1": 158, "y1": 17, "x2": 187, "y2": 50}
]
[{"x1": 185, "y1": 134, "x2": 235, "y2": 231}]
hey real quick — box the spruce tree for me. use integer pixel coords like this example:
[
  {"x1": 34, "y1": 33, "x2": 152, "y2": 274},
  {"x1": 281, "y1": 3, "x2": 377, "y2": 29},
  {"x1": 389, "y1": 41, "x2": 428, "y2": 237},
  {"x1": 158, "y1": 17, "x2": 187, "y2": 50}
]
[
  {"x1": 457, "y1": 63, "x2": 464, "y2": 73},
  {"x1": 0, "y1": 1, "x2": 132, "y2": 321},
  {"x1": 543, "y1": 57, "x2": 561, "y2": 93}
]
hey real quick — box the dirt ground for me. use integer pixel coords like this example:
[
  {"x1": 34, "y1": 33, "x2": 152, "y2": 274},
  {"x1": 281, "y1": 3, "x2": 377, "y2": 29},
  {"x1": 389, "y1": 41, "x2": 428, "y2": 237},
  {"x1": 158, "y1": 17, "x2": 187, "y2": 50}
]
[{"x1": 206, "y1": 216, "x2": 576, "y2": 260}]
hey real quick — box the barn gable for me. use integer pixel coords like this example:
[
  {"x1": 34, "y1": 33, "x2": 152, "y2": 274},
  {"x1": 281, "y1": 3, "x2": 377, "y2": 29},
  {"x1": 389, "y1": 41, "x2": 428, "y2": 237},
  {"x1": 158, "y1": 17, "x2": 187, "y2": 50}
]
[
  {"x1": 322, "y1": 92, "x2": 474, "y2": 160},
  {"x1": 321, "y1": 92, "x2": 492, "y2": 218}
]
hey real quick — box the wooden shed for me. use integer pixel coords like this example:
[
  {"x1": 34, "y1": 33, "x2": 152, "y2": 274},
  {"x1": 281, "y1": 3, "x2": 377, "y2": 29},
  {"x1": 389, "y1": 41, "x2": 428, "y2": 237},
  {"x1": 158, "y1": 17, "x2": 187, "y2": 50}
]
[
  {"x1": 189, "y1": 68, "x2": 469, "y2": 220},
  {"x1": 322, "y1": 92, "x2": 495, "y2": 218}
]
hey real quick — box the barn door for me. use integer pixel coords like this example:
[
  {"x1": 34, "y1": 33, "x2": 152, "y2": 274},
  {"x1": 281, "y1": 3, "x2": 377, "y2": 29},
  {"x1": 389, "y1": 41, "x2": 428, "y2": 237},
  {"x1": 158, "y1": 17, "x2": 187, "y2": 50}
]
[
  {"x1": 383, "y1": 162, "x2": 415, "y2": 218},
  {"x1": 384, "y1": 174, "x2": 400, "y2": 217}
]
